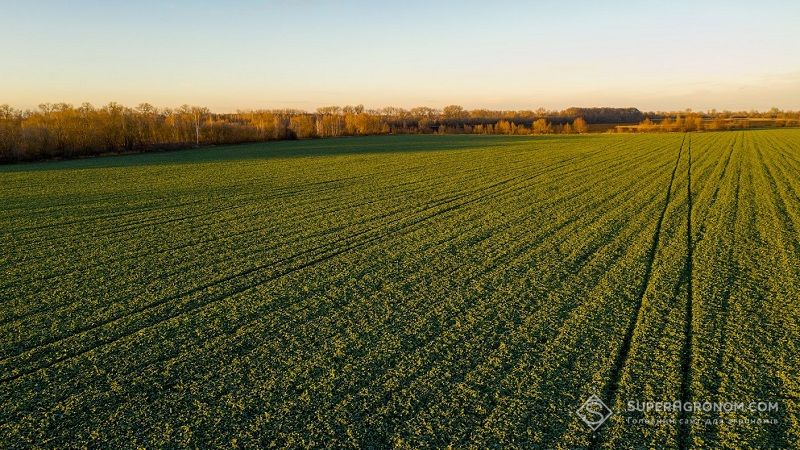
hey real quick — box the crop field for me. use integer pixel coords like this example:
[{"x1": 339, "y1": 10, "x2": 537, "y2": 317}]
[{"x1": 1, "y1": 131, "x2": 799, "y2": 448}]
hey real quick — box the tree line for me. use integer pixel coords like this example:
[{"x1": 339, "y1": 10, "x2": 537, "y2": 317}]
[
  {"x1": 618, "y1": 111, "x2": 800, "y2": 133},
  {"x1": 1, "y1": 103, "x2": 797, "y2": 162},
  {"x1": 0, "y1": 103, "x2": 604, "y2": 162}
]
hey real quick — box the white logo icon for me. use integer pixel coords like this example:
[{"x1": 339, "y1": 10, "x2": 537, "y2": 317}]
[{"x1": 576, "y1": 394, "x2": 613, "y2": 431}]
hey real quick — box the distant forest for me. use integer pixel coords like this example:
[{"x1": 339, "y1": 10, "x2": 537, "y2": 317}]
[{"x1": 1, "y1": 103, "x2": 798, "y2": 162}]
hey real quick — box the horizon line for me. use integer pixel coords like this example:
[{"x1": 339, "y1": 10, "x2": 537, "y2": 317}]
[{"x1": 3, "y1": 102, "x2": 797, "y2": 115}]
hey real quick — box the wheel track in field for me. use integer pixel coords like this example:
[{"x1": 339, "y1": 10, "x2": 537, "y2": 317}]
[
  {"x1": 591, "y1": 133, "x2": 686, "y2": 449},
  {"x1": 0, "y1": 150, "x2": 594, "y2": 382},
  {"x1": 678, "y1": 137, "x2": 694, "y2": 450}
]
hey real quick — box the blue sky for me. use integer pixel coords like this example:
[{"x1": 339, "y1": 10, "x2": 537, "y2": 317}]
[{"x1": 2, "y1": 0, "x2": 799, "y2": 111}]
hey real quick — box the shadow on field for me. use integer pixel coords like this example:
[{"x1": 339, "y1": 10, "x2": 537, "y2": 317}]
[{"x1": 0, "y1": 134, "x2": 591, "y2": 173}]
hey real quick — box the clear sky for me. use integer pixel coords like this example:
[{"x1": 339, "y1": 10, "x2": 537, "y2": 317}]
[{"x1": 2, "y1": 0, "x2": 799, "y2": 112}]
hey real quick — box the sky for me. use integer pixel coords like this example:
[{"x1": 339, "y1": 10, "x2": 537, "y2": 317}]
[{"x1": 2, "y1": 0, "x2": 800, "y2": 112}]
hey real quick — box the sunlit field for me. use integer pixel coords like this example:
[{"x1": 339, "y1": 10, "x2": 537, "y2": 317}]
[{"x1": 2, "y1": 131, "x2": 798, "y2": 448}]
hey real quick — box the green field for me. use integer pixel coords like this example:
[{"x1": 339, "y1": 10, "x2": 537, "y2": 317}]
[{"x1": 1, "y1": 131, "x2": 798, "y2": 448}]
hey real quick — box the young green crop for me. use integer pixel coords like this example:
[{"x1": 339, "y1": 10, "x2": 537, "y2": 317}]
[{"x1": 1, "y1": 132, "x2": 797, "y2": 448}]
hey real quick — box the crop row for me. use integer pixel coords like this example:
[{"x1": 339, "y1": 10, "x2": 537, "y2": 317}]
[{"x1": 1, "y1": 132, "x2": 798, "y2": 448}]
